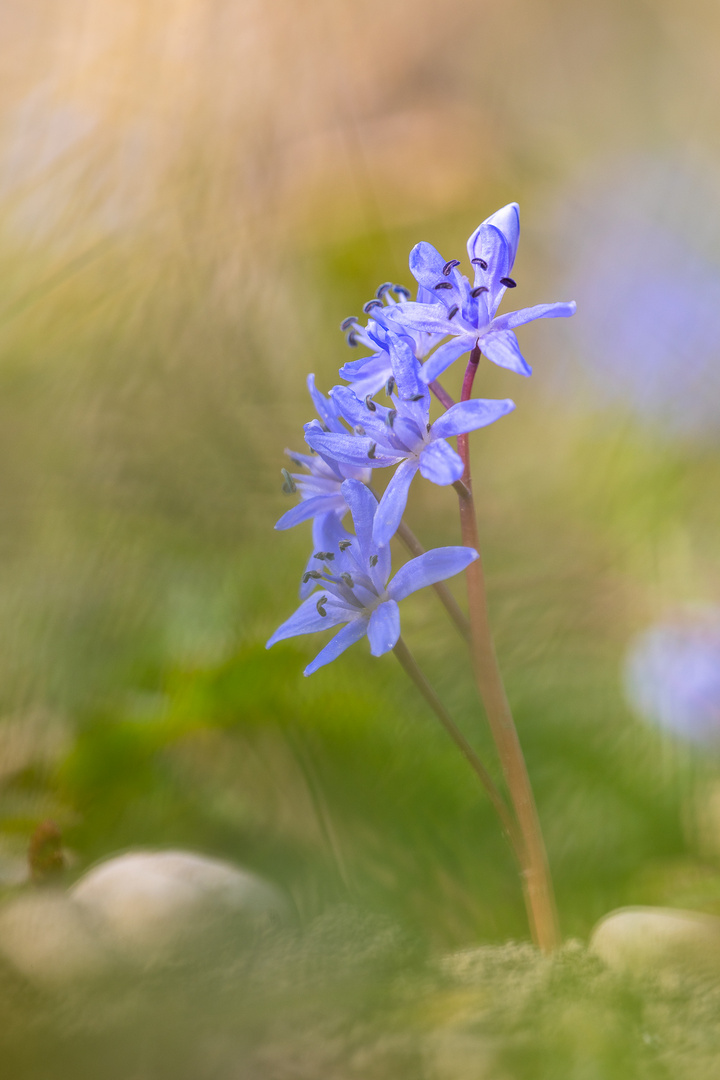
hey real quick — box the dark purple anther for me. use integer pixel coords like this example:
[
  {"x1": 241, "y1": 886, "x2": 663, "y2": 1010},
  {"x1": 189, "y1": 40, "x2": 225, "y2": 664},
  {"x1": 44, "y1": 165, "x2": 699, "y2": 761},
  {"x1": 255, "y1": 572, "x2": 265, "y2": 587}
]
[
  {"x1": 447, "y1": 305, "x2": 459, "y2": 320},
  {"x1": 385, "y1": 376, "x2": 396, "y2": 396},
  {"x1": 313, "y1": 551, "x2": 335, "y2": 561},
  {"x1": 392, "y1": 284, "x2": 411, "y2": 299},
  {"x1": 499, "y1": 277, "x2": 517, "y2": 288},
  {"x1": 338, "y1": 539, "x2": 352, "y2": 551},
  {"x1": 386, "y1": 409, "x2": 397, "y2": 428},
  {"x1": 368, "y1": 443, "x2": 377, "y2": 459},
  {"x1": 316, "y1": 595, "x2": 328, "y2": 617},
  {"x1": 471, "y1": 286, "x2": 489, "y2": 297},
  {"x1": 443, "y1": 259, "x2": 461, "y2": 276},
  {"x1": 375, "y1": 282, "x2": 393, "y2": 299},
  {"x1": 346, "y1": 331, "x2": 359, "y2": 347},
  {"x1": 363, "y1": 299, "x2": 383, "y2": 313},
  {"x1": 369, "y1": 554, "x2": 378, "y2": 567},
  {"x1": 340, "y1": 316, "x2": 357, "y2": 331},
  {"x1": 472, "y1": 257, "x2": 488, "y2": 271},
  {"x1": 365, "y1": 395, "x2": 377, "y2": 412},
  {"x1": 434, "y1": 281, "x2": 453, "y2": 290}
]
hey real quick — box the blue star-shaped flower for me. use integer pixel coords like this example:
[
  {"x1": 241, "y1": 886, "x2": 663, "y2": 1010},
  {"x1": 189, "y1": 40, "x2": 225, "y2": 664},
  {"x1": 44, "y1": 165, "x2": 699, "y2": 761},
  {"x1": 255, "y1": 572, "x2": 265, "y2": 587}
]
[
  {"x1": 304, "y1": 333, "x2": 514, "y2": 546},
  {"x1": 267, "y1": 479, "x2": 478, "y2": 675},
  {"x1": 387, "y1": 202, "x2": 576, "y2": 384},
  {"x1": 275, "y1": 374, "x2": 370, "y2": 532}
]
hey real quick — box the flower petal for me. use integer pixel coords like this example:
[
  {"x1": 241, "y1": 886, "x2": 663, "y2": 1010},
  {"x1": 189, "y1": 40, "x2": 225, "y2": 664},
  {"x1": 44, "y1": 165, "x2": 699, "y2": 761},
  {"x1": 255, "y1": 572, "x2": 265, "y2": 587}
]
[
  {"x1": 340, "y1": 478, "x2": 378, "y2": 562},
  {"x1": 388, "y1": 546, "x2": 479, "y2": 602},
  {"x1": 468, "y1": 203, "x2": 520, "y2": 269},
  {"x1": 372, "y1": 458, "x2": 419, "y2": 547},
  {"x1": 431, "y1": 398, "x2": 515, "y2": 438},
  {"x1": 307, "y1": 374, "x2": 342, "y2": 432},
  {"x1": 418, "y1": 439, "x2": 464, "y2": 485},
  {"x1": 367, "y1": 600, "x2": 401, "y2": 656},
  {"x1": 408, "y1": 241, "x2": 448, "y2": 292},
  {"x1": 266, "y1": 593, "x2": 350, "y2": 648},
  {"x1": 304, "y1": 618, "x2": 368, "y2": 676},
  {"x1": 304, "y1": 422, "x2": 398, "y2": 468},
  {"x1": 491, "y1": 301, "x2": 576, "y2": 333},
  {"x1": 419, "y1": 335, "x2": 475, "y2": 384},
  {"x1": 386, "y1": 331, "x2": 424, "y2": 401},
  {"x1": 387, "y1": 301, "x2": 460, "y2": 338},
  {"x1": 275, "y1": 494, "x2": 344, "y2": 531},
  {"x1": 479, "y1": 329, "x2": 532, "y2": 377}
]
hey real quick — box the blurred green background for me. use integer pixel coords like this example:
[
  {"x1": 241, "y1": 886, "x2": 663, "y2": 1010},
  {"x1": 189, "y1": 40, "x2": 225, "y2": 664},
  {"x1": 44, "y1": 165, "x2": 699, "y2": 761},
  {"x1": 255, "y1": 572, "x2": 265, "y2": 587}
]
[{"x1": 2, "y1": 0, "x2": 720, "y2": 950}]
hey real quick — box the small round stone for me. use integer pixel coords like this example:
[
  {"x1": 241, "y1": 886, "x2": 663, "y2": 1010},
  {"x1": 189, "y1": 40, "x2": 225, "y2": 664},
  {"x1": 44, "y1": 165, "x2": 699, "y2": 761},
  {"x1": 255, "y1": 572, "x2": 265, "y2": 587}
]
[{"x1": 590, "y1": 905, "x2": 720, "y2": 976}]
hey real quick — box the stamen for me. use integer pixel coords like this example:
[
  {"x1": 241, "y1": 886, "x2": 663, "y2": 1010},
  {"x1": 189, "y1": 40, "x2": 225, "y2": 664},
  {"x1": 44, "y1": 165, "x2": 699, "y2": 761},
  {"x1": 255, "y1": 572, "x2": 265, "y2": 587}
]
[
  {"x1": 434, "y1": 281, "x2": 453, "y2": 290},
  {"x1": 302, "y1": 570, "x2": 322, "y2": 583},
  {"x1": 442, "y1": 258, "x2": 460, "y2": 276},
  {"x1": 346, "y1": 331, "x2": 359, "y2": 347},
  {"x1": 341, "y1": 573, "x2": 354, "y2": 587},
  {"x1": 385, "y1": 376, "x2": 396, "y2": 396},
  {"x1": 499, "y1": 277, "x2": 517, "y2": 288},
  {"x1": 375, "y1": 282, "x2": 393, "y2": 299},
  {"x1": 316, "y1": 595, "x2": 328, "y2": 617},
  {"x1": 406, "y1": 393, "x2": 424, "y2": 402},
  {"x1": 447, "y1": 305, "x2": 459, "y2": 320},
  {"x1": 313, "y1": 551, "x2": 335, "y2": 561},
  {"x1": 472, "y1": 257, "x2": 488, "y2": 271},
  {"x1": 471, "y1": 286, "x2": 489, "y2": 297},
  {"x1": 363, "y1": 299, "x2": 383, "y2": 313},
  {"x1": 368, "y1": 443, "x2": 377, "y2": 459},
  {"x1": 338, "y1": 540, "x2": 352, "y2": 551},
  {"x1": 392, "y1": 284, "x2": 411, "y2": 299},
  {"x1": 340, "y1": 316, "x2": 357, "y2": 331},
  {"x1": 354, "y1": 424, "x2": 366, "y2": 435},
  {"x1": 365, "y1": 395, "x2": 377, "y2": 412},
  {"x1": 369, "y1": 554, "x2": 378, "y2": 567},
  {"x1": 281, "y1": 468, "x2": 297, "y2": 494}
]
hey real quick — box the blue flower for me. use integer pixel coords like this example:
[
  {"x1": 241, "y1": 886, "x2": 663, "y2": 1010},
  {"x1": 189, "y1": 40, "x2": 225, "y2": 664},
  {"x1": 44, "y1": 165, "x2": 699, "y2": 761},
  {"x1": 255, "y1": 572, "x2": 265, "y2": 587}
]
[
  {"x1": 275, "y1": 374, "x2": 370, "y2": 531},
  {"x1": 267, "y1": 479, "x2": 478, "y2": 675},
  {"x1": 338, "y1": 281, "x2": 459, "y2": 398},
  {"x1": 386, "y1": 203, "x2": 576, "y2": 384},
  {"x1": 304, "y1": 333, "x2": 514, "y2": 545},
  {"x1": 625, "y1": 611, "x2": 720, "y2": 745}
]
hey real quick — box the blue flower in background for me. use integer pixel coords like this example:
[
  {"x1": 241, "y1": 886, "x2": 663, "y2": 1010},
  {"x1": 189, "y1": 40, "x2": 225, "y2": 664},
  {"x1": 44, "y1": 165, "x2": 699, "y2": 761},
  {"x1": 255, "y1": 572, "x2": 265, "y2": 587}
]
[
  {"x1": 267, "y1": 479, "x2": 478, "y2": 675},
  {"x1": 304, "y1": 333, "x2": 514, "y2": 545},
  {"x1": 387, "y1": 203, "x2": 576, "y2": 384},
  {"x1": 556, "y1": 156, "x2": 720, "y2": 439},
  {"x1": 625, "y1": 611, "x2": 720, "y2": 745},
  {"x1": 275, "y1": 375, "x2": 370, "y2": 531}
]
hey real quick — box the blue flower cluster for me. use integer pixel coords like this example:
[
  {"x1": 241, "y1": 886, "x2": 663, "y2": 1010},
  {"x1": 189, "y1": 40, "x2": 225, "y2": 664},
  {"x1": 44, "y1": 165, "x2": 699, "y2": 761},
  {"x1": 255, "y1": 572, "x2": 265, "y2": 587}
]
[{"x1": 268, "y1": 204, "x2": 575, "y2": 674}]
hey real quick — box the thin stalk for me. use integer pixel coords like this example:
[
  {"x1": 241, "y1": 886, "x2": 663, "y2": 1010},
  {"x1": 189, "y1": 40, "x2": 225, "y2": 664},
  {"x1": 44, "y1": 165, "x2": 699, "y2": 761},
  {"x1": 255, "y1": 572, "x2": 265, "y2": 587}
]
[
  {"x1": 456, "y1": 346, "x2": 561, "y2": 952},
  {"x1": 393, "y1": 637, "x2": 522, "y2": 854},
  {"x1": 428, "y1": 380, "x2": 456, "y2": 410}
]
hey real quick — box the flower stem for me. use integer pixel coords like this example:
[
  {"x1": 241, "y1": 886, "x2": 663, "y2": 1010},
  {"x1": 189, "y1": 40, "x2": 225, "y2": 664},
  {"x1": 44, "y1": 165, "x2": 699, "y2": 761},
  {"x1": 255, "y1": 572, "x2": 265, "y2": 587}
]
[
  {"x1": 393, "y1": 636, "x2": 521, "y2": 853},
  {"x1": 455, "y1": 346, "x2": 561, "y2": 952}
]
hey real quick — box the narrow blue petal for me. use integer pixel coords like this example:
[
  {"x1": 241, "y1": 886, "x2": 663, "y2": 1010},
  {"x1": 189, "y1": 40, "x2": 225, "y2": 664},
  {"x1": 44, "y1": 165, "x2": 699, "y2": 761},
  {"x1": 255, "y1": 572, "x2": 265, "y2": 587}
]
[
  {"x1": 479, "y1": 329, "x2": 532, "y2": 377},
  {"x1": 275, "y1": 494, "x2": 343, "y2": 531},
  {"x1": 267, "y1": 594, "x2": 349, "y2": 648},
  {"x1": 431, "y1": 398, "x2": 515, "y2": 438},
  {"x1": 340, "y1": 478, "x2": 378, "y2": 562},
  {"x1": 387, "y1": 302, "x2": 460, "y2": 337},
  {"x1": 408, "y1": 241, "x2": 448, "y2": 292},
  {"x1": 470, "y1": 203, "x2": 520, "y2": 269},
  {"x1": 419, "y1": 334, "x2": 476, "y2": 384},
  {"x1": 386, "y1": 331, "x2": 423, "y2": 400},
  {"x1": 367, "y1": 600, "x2": 401, "y2": 657},
  {"x1": 307, "y1": 374, "x2": 341, "y2": 431},
  {"x1": 303, "y1": 618, "x2": 368, "y2": 676},
  {"x1": 387, "y1": 546, "x2": 479, "y2": 602},
  {"x1": 491, "y1": 301, "x2": 577, "y2": 332},
  {"x1": 418, "y1": 439, "x2": 464, "y2": 485},
  {"x1": 304, "y1": 423, "x2": 398, "y2": 468},
  {"x1": 372, "y1": 459, "x2": 419, "y2": 547}
]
